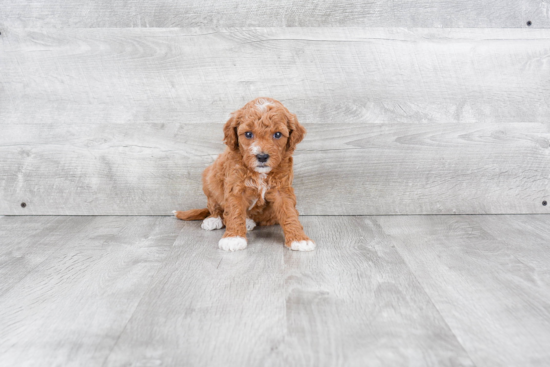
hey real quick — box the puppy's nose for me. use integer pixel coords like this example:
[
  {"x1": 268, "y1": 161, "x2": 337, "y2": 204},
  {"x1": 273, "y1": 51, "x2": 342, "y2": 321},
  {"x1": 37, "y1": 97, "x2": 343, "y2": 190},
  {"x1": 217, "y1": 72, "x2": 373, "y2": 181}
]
[{"x1": 256, "y1": 153, "x2": 269, "y2": 163}]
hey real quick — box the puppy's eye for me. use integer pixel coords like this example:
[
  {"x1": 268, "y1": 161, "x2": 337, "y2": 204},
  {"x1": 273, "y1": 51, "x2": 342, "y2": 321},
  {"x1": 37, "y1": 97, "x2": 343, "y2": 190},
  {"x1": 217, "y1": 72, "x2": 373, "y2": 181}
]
[
  {"x1": 273, "y1": 132, "x2": 282, "y2": 139},
  {"x1": 245, "y1": 131, "x2": 253, "y2": 139}
]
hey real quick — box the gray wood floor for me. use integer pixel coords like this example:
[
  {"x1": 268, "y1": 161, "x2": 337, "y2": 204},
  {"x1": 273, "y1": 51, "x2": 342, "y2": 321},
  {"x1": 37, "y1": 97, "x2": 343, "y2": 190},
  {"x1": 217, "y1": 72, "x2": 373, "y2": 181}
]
[{"x1": 0, "y1": 215, "x2": 549, "y2": 366}]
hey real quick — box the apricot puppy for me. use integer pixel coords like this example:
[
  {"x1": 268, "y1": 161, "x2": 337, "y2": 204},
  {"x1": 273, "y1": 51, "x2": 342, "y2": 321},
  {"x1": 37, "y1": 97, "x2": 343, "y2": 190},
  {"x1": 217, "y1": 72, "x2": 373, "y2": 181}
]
[{"x1": 173, "y1": 97, "x2": 315, "y2": 252}]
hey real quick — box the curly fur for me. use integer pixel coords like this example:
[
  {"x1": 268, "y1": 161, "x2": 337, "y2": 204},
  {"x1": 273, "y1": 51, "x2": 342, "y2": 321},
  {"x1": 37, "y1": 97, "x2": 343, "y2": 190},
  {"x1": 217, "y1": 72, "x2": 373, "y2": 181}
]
[{"x1": 174, "y1": 97, "x2": 315, "y2": 251}]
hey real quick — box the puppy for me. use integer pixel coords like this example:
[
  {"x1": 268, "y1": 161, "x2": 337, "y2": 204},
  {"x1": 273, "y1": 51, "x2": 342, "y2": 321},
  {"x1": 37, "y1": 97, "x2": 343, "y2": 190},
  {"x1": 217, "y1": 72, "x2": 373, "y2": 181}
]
[{"x1": 173, "y1": 97, "x2": 315, "y2": 252}]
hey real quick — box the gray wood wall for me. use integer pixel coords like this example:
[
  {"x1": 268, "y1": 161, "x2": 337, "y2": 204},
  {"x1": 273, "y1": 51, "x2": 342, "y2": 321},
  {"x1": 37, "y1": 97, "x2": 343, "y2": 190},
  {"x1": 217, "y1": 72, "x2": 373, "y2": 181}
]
[{"x1": 1, "y1": 2, "x2": 549, "y2": 215}]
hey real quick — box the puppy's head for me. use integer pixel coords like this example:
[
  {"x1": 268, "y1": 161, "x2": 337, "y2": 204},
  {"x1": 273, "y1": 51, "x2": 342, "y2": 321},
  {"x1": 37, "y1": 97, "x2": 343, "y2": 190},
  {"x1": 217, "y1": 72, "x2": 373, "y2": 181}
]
[{"x1": 223, "y1": 97, "x2": 305, "y2": 174}]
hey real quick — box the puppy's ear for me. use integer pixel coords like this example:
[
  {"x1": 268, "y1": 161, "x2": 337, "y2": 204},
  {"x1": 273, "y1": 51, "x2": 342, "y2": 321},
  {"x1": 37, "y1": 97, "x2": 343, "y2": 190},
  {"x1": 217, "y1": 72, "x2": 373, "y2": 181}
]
[
  {"x1": 286, "y1": 113, "x2": 306, "y2": 155},
  {"x1": 223, "y1": 113, "x2": 240, "y2": 151}
]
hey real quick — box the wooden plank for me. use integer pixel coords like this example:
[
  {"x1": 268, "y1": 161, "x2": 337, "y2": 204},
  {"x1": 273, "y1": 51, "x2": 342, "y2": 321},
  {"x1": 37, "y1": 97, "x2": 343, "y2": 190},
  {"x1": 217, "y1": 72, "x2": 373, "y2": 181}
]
[
  {"x1": 0, "y1": 216, "x2": 60, "y2": 250},
  {"x1": 2, "y1": 28, "x2": 550, "y2": 126},
  {"x1": 104, "y1": 217, "x2": 474, "y2": 366},
  {"x1": 0, "y1": 122, "x2": 215, "y2": 215},
  {"x1": 268, "y1": 216, "x2": 474, "y2": 366},
  {"x1": 0, "y1": 0, "x2": 536, "y2": 28},
  {"x1": 0, "y1": 216, "x2": 91, "y2": 296},
  {"x1": 0, "y1": 216, "x2": 182, "y2": 366},
  {"x1": 474, "y1": 215, "x2": 550, "y2": 279},
  {"x1": 1, "y1": 122, "x2": 549, "y2": 215},
  {"x1": 103, "y1": 221, "x2": 286, "y2": 366},
  {"x1": 523, "y1": 2, "x2": 550, "y2": 29},
  {"x1": 377, "y1": 215, "x2": 550, "y2": 366}
]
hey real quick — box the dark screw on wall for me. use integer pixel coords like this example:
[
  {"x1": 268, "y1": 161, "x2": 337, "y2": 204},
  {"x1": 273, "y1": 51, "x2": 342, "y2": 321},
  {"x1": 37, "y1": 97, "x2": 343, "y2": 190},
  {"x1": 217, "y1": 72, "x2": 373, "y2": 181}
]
[
  {"x1": 21, "y1": 202, "x2": 26, "y2": 208},
  {"x1": 544, "y1": 201, "x2": 548, "y2": 206},
  {"x1": 527, "y1": 21, "x2": 532, "y2": 26}
]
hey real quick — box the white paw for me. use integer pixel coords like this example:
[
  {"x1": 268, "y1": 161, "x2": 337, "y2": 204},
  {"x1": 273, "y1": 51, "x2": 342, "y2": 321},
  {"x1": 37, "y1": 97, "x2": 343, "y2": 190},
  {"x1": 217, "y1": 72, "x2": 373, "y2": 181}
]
[
  {"x1": 172, "y1": 210, "x2": 177, "y2": 217},
  {"x1": 289, "y1": 240, "x2": 316, "y2": 252},
  {"x1": 246, "y1": 218, "x2": 256, "y2": 232},
  {"x1": 219, "y1": 236, "x2": 248, "y2": 252},
  {"x1": 201, "y1": 217, "x2": 224, "y2": 231}
]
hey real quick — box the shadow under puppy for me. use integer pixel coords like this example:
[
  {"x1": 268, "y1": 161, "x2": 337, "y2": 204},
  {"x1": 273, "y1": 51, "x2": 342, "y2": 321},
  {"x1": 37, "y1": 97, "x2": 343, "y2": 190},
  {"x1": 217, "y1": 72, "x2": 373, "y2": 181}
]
[{"x1": 174, "y1": 97, "x2": 315, "y2": 252}]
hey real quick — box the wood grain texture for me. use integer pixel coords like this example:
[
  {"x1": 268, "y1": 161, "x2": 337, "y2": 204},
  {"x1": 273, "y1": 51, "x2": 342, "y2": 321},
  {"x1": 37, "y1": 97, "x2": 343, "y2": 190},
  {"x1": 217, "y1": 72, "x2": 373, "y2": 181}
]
[
  {"x1": 2, "y1": 215, "x2": 550, "y2": 365},
  {"x1": 0, "y1": 0, "x2": 541, "y2": 28},
  {"x1": 378, "y1": 215, "x2": 550, "y2": 367},
  {"x1": 103, "y1": 217, "x2": 474, "y2": 366},
  {"x1": 0, "y1": 216, "x2": 59, "y2": 251},
  {"x1": 2, "y1": 28, "x2": 550, "y2": 126},
  {"x1": 523, "y1": 1, "x2": 550, "y2": 29},
  {"x1": 0, "y1": 216, "x2": 90, "y2": 296},
  {"x1": 103, "y1": 221, "x2": 286, "y2": 367},
  {"x1": 475, "y1": 215, "x2": 550, "y2": 273},
  {"x1": 1, "y1": 122, "x2": 549, "y2": 215},
  {"x1": 0, "y1": 216, "x2": 182, "y2": 366},
  {"x1": 269, "y1": 216, "x2": 474, "y2": 366}
]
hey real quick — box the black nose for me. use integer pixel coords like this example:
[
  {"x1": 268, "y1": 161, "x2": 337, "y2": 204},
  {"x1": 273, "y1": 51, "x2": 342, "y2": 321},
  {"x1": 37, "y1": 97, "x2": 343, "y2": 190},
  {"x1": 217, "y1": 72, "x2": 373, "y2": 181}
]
[{"x1": 256, "y1": 153, "x2": 269, "y2": 163}]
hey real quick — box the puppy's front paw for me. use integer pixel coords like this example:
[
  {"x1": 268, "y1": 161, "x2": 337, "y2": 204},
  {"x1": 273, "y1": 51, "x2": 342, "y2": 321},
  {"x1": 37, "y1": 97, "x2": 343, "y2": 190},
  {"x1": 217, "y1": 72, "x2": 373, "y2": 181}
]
[
  {"x1": 288, "y1": 240, "x2": 316, "y2": 252},
  {"x1": 246, "y1": 218, "x2": 256, "y2": 232},
  {"x1": 201, "y1": 217, "x2": 224, "y2": 231},
  {"x1": 219, "y1": 236, "x2": 247, "y2": 251}
]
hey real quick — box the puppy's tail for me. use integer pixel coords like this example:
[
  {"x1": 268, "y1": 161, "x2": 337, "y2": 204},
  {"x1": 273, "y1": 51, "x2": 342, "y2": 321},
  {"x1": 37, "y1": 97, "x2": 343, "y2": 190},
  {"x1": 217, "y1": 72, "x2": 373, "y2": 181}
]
[{"x1": 172, "y1": 208, "x2": 210, "y2": 221}]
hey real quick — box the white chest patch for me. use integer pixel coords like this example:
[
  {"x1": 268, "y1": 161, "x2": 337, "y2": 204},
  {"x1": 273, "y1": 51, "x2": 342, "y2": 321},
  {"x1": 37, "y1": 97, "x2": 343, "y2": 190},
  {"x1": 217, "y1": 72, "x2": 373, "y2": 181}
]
[{"x1": 245, "y1": 173, "x2": 270, "y2": 209}]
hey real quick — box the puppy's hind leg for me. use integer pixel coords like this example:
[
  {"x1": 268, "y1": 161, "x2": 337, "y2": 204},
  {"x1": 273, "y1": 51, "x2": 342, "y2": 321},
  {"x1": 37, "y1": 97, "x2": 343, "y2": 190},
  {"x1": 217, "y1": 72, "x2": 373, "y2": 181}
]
[
  {"x1": 245, "y1": 218, "x2": 256, "y2": 231},
  {"x1": 201, "y1": 198, "x2": 225, "y2": 231}
]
